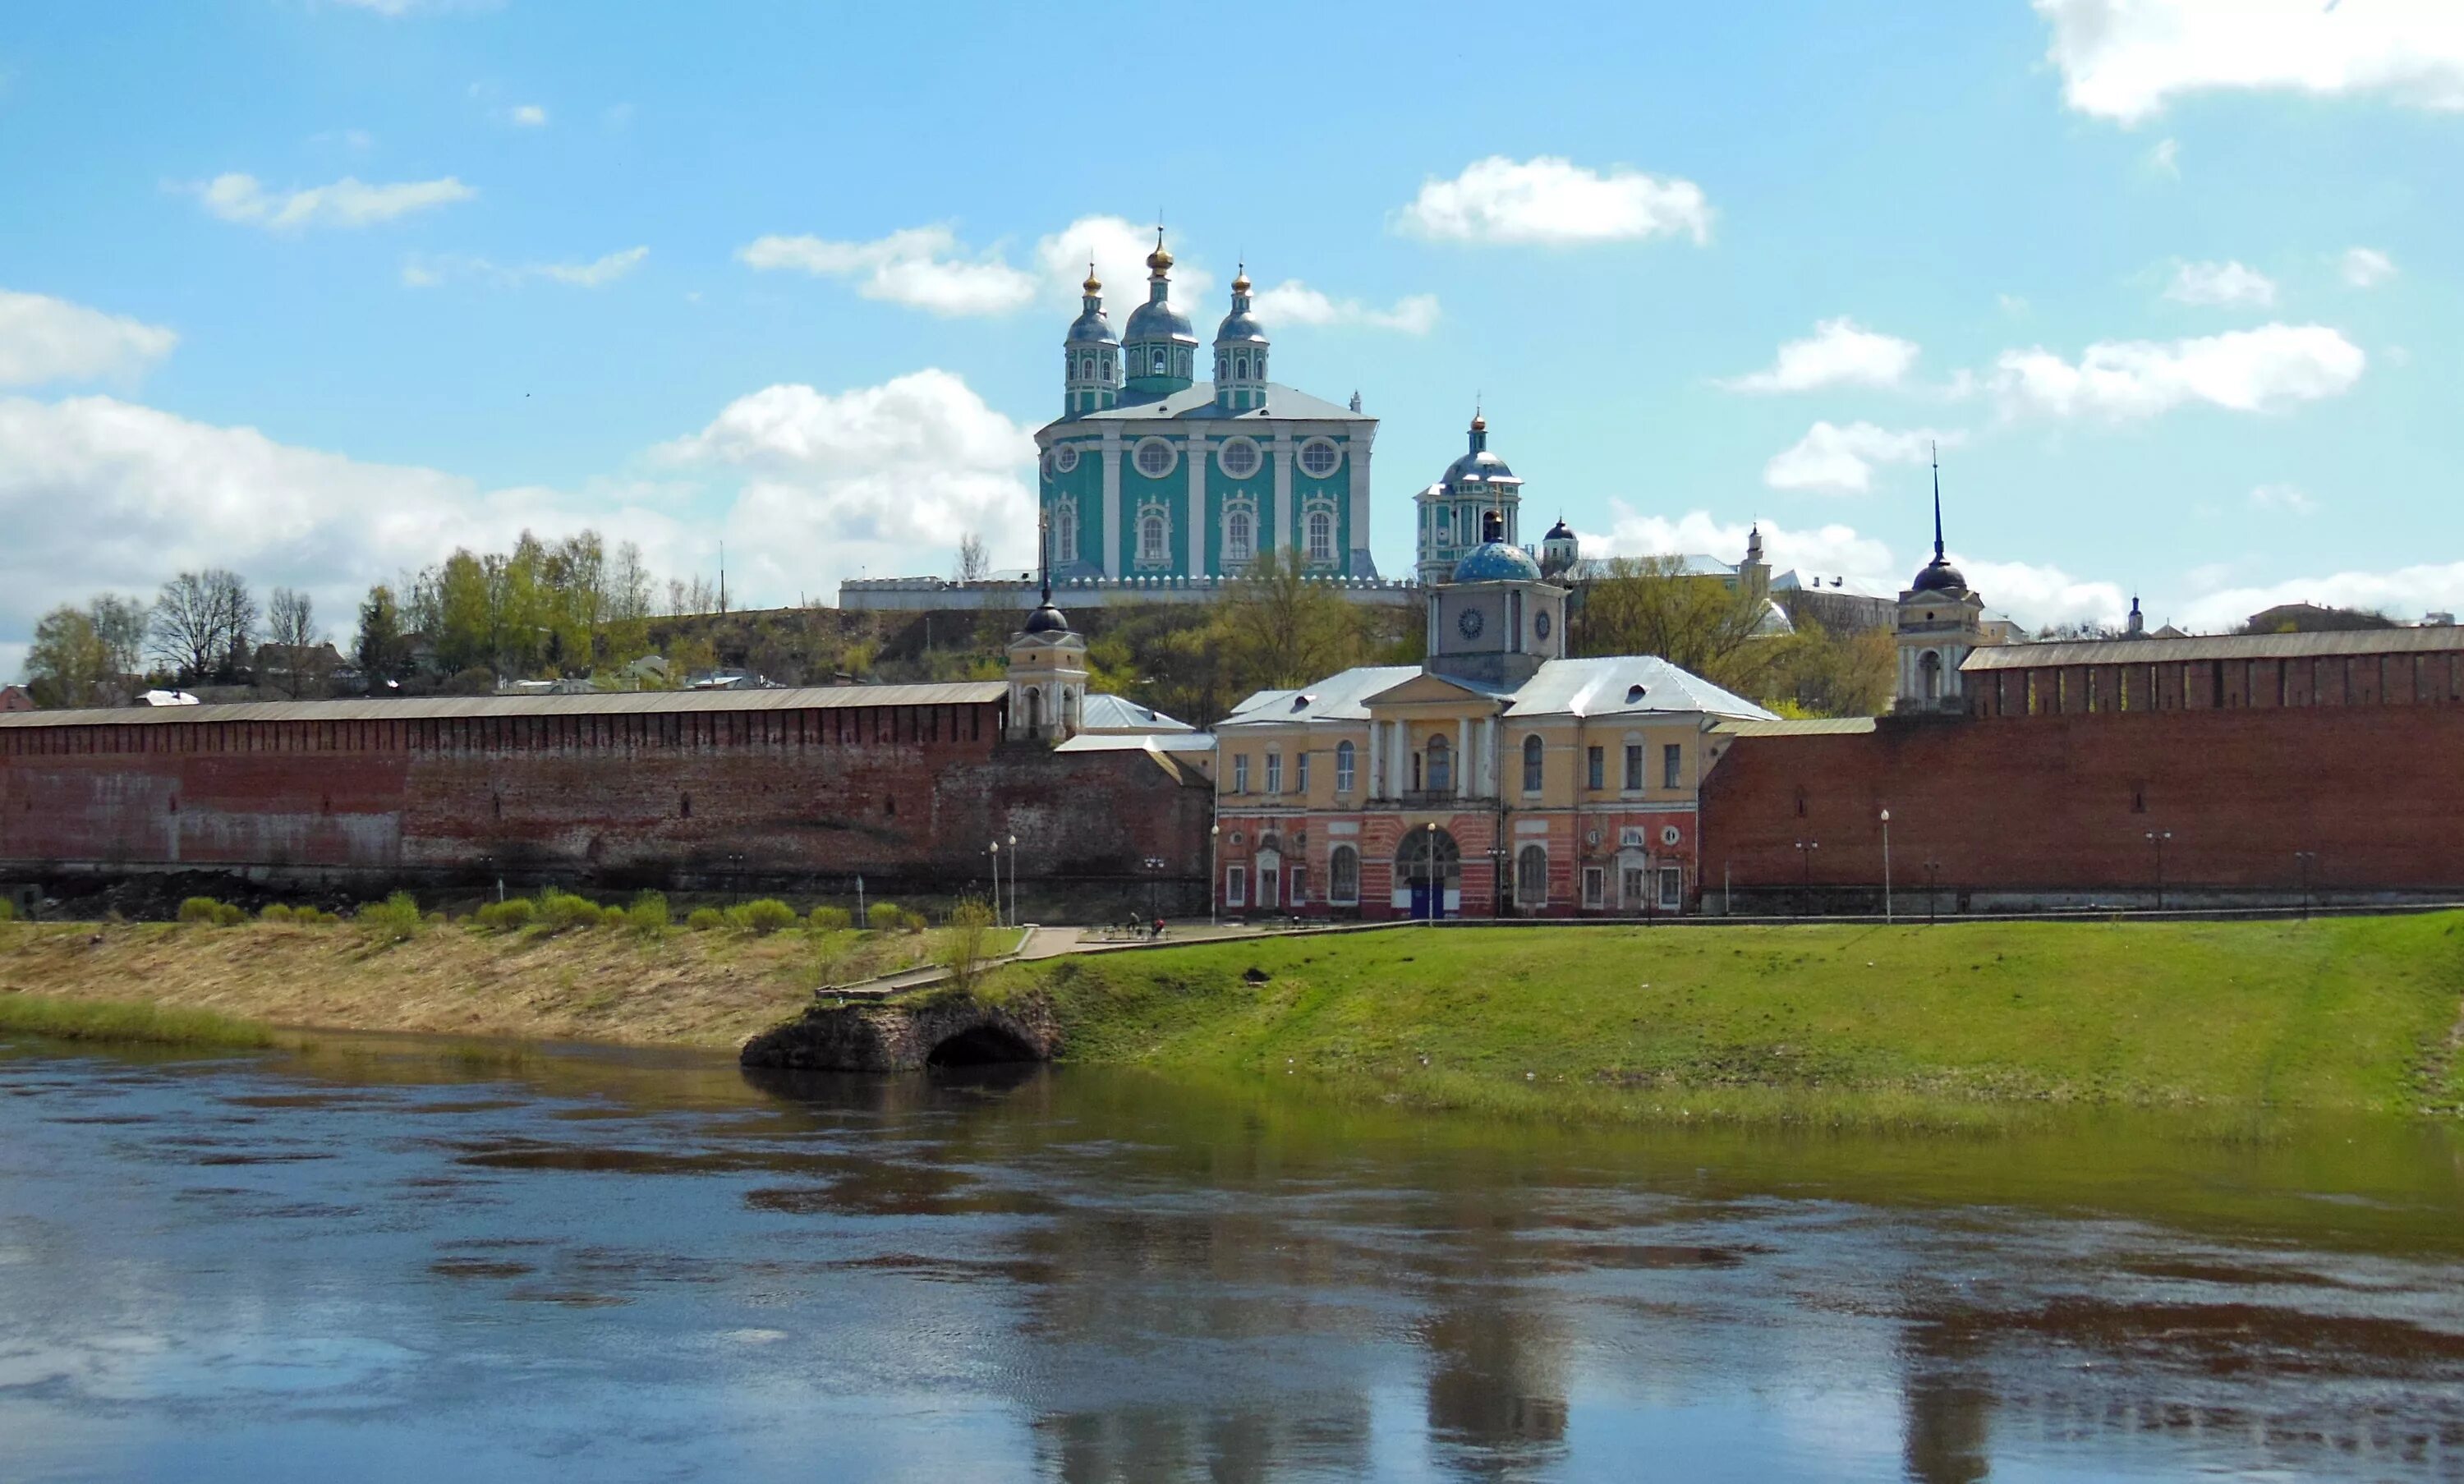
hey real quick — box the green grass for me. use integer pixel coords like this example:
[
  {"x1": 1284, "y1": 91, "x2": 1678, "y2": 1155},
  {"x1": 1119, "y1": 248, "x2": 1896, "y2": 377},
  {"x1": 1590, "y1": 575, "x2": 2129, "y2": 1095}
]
[
  {"x1": 980, "y1": 914, "x2": 2464, "y2": 1124},
  {"x1": 0, "y1": 991, "x2": 276, "y2": 1050}
]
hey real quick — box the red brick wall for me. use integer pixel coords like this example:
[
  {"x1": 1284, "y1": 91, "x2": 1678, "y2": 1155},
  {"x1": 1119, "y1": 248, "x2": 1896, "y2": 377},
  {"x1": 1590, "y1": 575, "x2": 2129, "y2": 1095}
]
[
  {"x1": 0, "y1": 701, "x2": 1209, "y2": 891},
  {"x1": 1701, "y1": 708, "x2": 2464, "y2": 900}
]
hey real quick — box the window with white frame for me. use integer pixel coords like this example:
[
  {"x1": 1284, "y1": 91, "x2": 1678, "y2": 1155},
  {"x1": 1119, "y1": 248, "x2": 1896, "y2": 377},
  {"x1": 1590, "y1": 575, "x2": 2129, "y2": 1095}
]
[
  {"x1": 1663, "y1": 743, "x2": 1684, "y2": 790},
  {"x1": 1054, "y1": 444, "x2": 1078, "y2": 473},
  {"x1": 1233, "y1": 754, "x2": 1249, "y2": 793},
  {"x1": 1151, "y1": 347, "x2": 1169, "y2": 376},
  {"x1": 1659, "y1": 866, "x2": 1682, "y2": 909},
  {"x1": 1133, "y1": 438, "x2": 1177, "y2": 478},
  {"x1": 1226, "y1": 865, "x2": 1248, "y2": 907},
  {"x1": 1515, "y1": 845, "x2": 1548, "y2": 906},
  {"x1": 1306, "y1": 508, "x2": 1334, "y2": 564},
  {"x1": 1299, "y1": 439, "x2": 1340, "y2": 477},
  {"x1": 1297, "y1": 751, "x2": 1310, "y2": 795},
  {"x1": 1054, "y1": 500, "x2": 1078, "y2": 565},
  {"x1": 1138, "y1": 508, "x2": 1170, "y2": 564},
  {"x1": 1225, "y1": 507, "x2": 1254, "y2": 563},
  {"x1": 1624, "y1": 742, "x2": 1643, "y2": 791},
  {"x1": 1218, "y1": 438, "x2": 1260, "y2": 479},
  {"x1": 1265, "y1": 751, "x2": 1283, "y2": 794},
  {"x1": 1335, "y1": 740, "x2": 1356, "y2": 793},
  {"x1": 1521, "y1": 734, "x2": 1544, "y2": 793},
  {"x1": 1583, "y1": 866, "x2": 1605, "y2": 909},
  {"x1": 1330, "y1": 845, "x2": 1359, "y2": 904},
  {"x1": 1425, "y1": 734, "x2": 1451, "y2": 794}
]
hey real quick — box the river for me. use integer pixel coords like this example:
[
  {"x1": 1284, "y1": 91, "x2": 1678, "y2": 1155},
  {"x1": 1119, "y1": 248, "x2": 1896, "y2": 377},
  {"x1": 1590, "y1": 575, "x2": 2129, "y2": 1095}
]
[{"x1": 2, "y1": 1035, "x2": 2461, "y2": 1482}]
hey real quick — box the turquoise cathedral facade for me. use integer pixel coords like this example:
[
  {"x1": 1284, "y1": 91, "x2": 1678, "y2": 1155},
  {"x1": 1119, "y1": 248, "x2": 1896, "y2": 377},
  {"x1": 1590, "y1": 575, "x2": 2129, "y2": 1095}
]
[{"x1": 1035, "y1": 236, "x2": 1380, "y2": 581}]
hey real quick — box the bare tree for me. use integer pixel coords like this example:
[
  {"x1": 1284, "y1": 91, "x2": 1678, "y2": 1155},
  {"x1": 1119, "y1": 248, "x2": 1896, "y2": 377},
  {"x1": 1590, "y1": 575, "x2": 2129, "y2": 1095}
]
[
  {"x1": 150, "y1": 569, "x2": 256, "y2": 683},
  {"x1": 267, "y1": 587, "x2": 320, "y2": 698},
  {"x1": 956, "y1": 532, "x2": 991, "y2": 584},
  {"x1": 89, "y1": 595, "x2": 149, "y2": 682}
]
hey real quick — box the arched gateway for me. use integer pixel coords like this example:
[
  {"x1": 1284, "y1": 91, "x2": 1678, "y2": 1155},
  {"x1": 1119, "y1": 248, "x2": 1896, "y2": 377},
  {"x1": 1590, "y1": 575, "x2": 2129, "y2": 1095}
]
[{"x1": 1395, "y1": 827, "x2": 1462, "y2": 920}]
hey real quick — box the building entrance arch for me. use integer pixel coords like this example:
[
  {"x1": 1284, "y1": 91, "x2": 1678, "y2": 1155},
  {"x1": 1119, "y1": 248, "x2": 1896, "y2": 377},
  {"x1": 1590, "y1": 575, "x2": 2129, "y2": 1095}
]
[{"x1": 1395, "y1": 827, "x2": 1462, "y2": 919}]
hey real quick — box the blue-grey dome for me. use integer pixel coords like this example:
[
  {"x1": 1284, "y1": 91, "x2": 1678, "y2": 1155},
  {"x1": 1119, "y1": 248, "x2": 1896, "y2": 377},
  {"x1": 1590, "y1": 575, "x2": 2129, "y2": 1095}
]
[
  {"x1": 1067, "y1": 307, "x2": 1116, "y2": 345},
  {"x1": 1910, "y1": 556, "x2": 1966, "y2": 595},
  {"x1": 1124, "y1": 297, "x2": 1196, "y2": 345},
  {"x1": 1453, "y1": 541, "x2": 1543, "y2": 584},
  {"x1": 1444, "y1": 449, "x2": 1516, "y2": 486},
  {"x1": 1215, "y1": 308, "x2": 1266, "y2": 345},
  {"x1": 1544, "y1": 517, "x2": 1575, "y2": 542},
  {"x1": 1022, "y1": 600, "x2": 1071, "y2": 635}
]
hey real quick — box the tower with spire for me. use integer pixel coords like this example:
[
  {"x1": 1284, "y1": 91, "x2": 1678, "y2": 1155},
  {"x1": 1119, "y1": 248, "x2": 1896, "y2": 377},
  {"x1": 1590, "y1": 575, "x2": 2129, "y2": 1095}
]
[
  {"x1": 1892, "y1": 446, "x2": 1999, "y2": 714},
  {"x1": 1032, "y1": 229, "x2": 1379, "y2": 584},
  {"x1": 1415, "y1": 408, "x2": 1526, "y2": 583},
  {"x1": 1005, "y1": 514, "x2": 1088, "y2": 744}
]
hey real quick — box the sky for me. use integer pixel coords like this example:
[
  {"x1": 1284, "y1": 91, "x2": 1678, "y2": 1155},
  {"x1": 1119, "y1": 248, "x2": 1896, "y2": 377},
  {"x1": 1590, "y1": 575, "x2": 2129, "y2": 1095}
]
[{"x1": 2, "y1": 0, "x2": 2460, "y2": 682}]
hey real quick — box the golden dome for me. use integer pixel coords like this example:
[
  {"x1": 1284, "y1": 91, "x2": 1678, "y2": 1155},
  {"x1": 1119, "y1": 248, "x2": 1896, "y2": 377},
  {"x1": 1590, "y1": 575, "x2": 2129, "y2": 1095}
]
[
  {"x1": 1231, "y1": 264, "x2": 1251, "y2": 294},
  {"x1": 1082, "y1": 263, "x2": 1101, "y2": 294},
  {"x1": 1147, "y1": 231, "x2": 1173, "y2": 275},
  {"x1": 1470, "y1": 412, "x2": 1487, "y2": 433}
]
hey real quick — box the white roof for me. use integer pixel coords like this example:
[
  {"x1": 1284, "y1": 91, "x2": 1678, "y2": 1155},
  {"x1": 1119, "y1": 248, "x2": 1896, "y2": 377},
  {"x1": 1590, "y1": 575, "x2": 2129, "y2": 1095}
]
[
  {"x1": 1056, "y1": 731, "x2": 1215, "y2": 754},
  {"x1": 1221, "y1": 658, "x2": 1774, "y2": 728},
  {"x1": 1221, "y1": 665, "x2": 1423, "y2": 726},
  {"x1": 1078, "y1": 693, "x2": 1195, "y2": 733},
  {"x1": 1771, "y1": 569, "x2": 1899, "y2": 602}
]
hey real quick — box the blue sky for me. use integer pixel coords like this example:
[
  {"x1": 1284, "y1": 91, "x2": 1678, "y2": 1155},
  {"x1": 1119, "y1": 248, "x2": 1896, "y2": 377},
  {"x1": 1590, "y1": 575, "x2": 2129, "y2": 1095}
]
[{"x1": 3, "y1": 0, "x2": 2459, "y2": 679}]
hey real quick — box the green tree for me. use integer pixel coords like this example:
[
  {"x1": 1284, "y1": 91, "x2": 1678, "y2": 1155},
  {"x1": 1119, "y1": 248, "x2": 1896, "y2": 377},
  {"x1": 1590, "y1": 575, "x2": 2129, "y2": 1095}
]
[
  {"x1": 1574, "y1": 556, "x2": 1774, "y2": 690},
  {"x1": 1213, "y1": 547, "x2": 1377, "y2": 693},
  {"x1": 355, "y1": 584, "x2": 413, "y2": 682},
  {"x1": 25, "y1": 605, "x2": 108, "y2": 707}
]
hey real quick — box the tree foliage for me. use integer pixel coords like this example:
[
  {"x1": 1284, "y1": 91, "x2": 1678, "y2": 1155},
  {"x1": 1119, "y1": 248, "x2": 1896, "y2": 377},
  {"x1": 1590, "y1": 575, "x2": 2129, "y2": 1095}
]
[
  {"x1": 1573, "y1": 558, "x2": 1891, "y2": 718},
  {"x1": 149, "y1": 569, "x2": 256, "y2": 682}
]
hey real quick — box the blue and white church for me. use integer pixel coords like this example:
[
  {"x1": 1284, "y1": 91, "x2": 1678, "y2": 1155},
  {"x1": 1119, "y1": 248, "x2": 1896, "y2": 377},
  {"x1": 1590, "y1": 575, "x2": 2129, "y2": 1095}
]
[{"x1": 1035, "y1": 235, "x2": 1380, "y2": 581}]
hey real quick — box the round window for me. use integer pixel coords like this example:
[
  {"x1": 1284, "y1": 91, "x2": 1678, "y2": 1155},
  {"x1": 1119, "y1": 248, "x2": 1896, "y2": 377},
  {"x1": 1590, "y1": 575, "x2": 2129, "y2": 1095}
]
[
  {"x1": 1661, "y1": 825, "x2": 1681, "y2": 847},
  {"x1": 1457, "y1": 608, "x2": 1485, "y2": 639},
  {"x1": 1054, "y1": 444, "x2": 1078, "y2": 474},
  {"x1": 1534, "y1": 610, "x2": 1552, "y2": 640},
  {"x1": 1298, "y1": 439, "x2": 1340, "y2": 478},
  {"x1": 1217, "y1": 438, "x2": 1260, "y2": 479},
  {"x1": 1133, "y1": 438, "x2": 1177, "y2": 478}
]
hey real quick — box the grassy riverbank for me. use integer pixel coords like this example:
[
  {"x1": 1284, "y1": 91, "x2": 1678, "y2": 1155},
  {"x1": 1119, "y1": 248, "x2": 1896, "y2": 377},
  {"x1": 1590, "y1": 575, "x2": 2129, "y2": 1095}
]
[
  {"x1": 981, "y1": 914, "x2": 2464, "y2": 1123},
  {"x1": 0, "y1": 916, "x2": 980, "y2": 1049},
  {"x1": 0, "y1": 991, "x2": 274, "y2": 1049}
]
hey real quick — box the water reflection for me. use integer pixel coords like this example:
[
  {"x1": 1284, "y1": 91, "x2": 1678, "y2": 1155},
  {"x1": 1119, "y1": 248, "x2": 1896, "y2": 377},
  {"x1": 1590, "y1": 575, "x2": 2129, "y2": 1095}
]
[{"x1": 2, "y1": 1036, "x2": 2462, "y2": 1482}]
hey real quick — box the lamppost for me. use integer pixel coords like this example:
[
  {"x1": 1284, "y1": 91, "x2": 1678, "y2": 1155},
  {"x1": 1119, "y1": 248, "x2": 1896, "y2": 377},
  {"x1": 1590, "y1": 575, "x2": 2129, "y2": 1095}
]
[
  {"x1": 1007, "y1": 833, "x2": 1019, "y2": 927},
  {"x1": 726, "y1": 851, "x2": 747, "y2": 905},
  {"x1": 2145, "y1": 829, "x2": 2172, "y2": 912},
  {"x1": 1142, "y1": 855, "x2": 1167, "y2": 920},
  {"x1": 1423, "y1": 821, "x2": 1437, "y2": 924},
  {"x1": 2295, "y1": 849, "x2": 2318, "y2": 921},
  {"x1": 1794, "y1": 839, "x2": 1818, "y2": 917},
  {"x1": 1878, "y1": 808, "x2": 1893, "y2": 924},
  {"x1": 1209, "y1": 823, "x2": 1221, "y2": 927},
  {"x1": 987, "y1": 840, "x2": 1002, "y2": 928},
  {"x1": 1924, "y1": 859, "x2": 1941, "y2": 926}
]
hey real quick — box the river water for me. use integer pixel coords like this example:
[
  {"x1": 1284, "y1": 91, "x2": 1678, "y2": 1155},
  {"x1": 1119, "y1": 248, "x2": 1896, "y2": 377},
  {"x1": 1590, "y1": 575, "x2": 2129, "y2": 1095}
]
[{"x1": 2, "y1": 1037, "x2": 2462, "y2": 1482}]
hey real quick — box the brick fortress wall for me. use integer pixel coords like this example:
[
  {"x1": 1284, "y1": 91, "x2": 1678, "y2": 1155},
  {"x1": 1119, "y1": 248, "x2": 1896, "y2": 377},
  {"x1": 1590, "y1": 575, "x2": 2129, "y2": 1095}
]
[
  {"x1": 1701, "y1": 707, "x2": 2464, "y2": 909},
  {"x1": 0, "y1": 696, "x2": 1211, "y2": 898}
]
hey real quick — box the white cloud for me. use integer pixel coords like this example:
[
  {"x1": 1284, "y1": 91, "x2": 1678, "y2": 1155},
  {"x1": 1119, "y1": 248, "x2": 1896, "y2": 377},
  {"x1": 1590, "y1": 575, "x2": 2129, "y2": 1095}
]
[
  {"x1": 2249, "y1": 482, "x2": 2317, "y2": 514},
  {"x1": 1992, "y1": 324, "x2": 2365, "y2": 420},
  {"x1": 738, "y1": 226, "x2": 1037, "y2": 317},
  {"x1": 401, "y1": 245, "x2": 647, "y2": 290},
  {"x1": 0, "y1": 393, "x2": 686, "y2": 661},
  {"x1": 2180, "y1": 562, "x2": 2464, "y2": 632},
  {"x1": 1248, "y1": 281, "x2": 1439, "y2": 334},
  {"x1": 1590, "y1": 504, "x2": 1896, "y2": 586},
  {"x1": 1395, "y1": 155, "x2": 1712, "y2": 246},
  {"x1": 1962, "y1": 558, "x2": 2130, "y2": 630},
  {"x1": 191, "y1": 172, "x2": 476, "y2": 231},
  {"x1": 2163, "y1": 260, "x2": 2276, "y2": 308},
  {"x1": 2035, "y1": 0, "x2": 2464, "y2": 122},
  {"x1": 0, "y1": 289, "x2": 178, "y2": 388},
  {"x1": 2149, "y1": 137, "x2": 2181, "y2": 176},
  {"x1": 1032, "y1": 215, "x2": 1215, "y2": 312},
  {"x1": 2341, "y1": 246, "x2": 2397, "y2": 287},
  {"x1": 510, "y1": 103, "x2": 547, "y2": 126},
  {"x1": 656, "y1": 370, "x2": 1036, "y2": 595},
  {"x1": 1763, "y1": 422, "x2": 1954, "y2": 495},
  {"x1": 1722, "y1": 318, "x2": 1919, "y2": 393}
]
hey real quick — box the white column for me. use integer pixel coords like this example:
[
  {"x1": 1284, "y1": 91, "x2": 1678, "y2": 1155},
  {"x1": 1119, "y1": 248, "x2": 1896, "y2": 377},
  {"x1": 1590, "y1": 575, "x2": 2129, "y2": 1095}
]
[
  {"x1": 1186, "y1": 430, "x2": 1207, "y2": 576},
  {"x1": 1272, "y1": 435, "x2": 1293, "y2": 558},
  {"x1": 1346, "y1": 429, "x2": 1373, "y2": 576},
  {"x1": 1101, "y1": 431, "x2": 1123, "y2": 580},
  {"x1": 1456, "y1": 716, "x2": 1469, "y2": 796},
  {"x1": 1391, "y1": 720, "x2": 1409, "y2": 795}
]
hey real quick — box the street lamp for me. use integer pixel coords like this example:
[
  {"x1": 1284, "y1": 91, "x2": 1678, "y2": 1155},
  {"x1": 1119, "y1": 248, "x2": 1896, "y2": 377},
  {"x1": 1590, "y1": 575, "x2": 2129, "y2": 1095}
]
[
  {"x1": 1209, "y1": 823, "x2": 1221, "y2": 927},
  {"x1": 2145, "y1": 830, "x2": 2172, "y2": 912},
  {"x1": 2295, "y1": 849, "x2": 2318, "y2": 921},
  {"x1": 1794, "y1": 839, "x2": 1818, "y2": 917},
  {"x1": 988, "y1": 840, "x2": 1001, "y2": 929},
  {"x1": 1007, "y1": 834, "x2": 1019, "y2": 928},
  {"x1": 1878, "y1": 807, "x2": 1893, "y2": 924},
  {"x1": 1924, "y1": 859, "x2": 1941, "y2": 926},
  {"x1": 1424, "y1": 821, "x2": 1437, "y2": 924}
]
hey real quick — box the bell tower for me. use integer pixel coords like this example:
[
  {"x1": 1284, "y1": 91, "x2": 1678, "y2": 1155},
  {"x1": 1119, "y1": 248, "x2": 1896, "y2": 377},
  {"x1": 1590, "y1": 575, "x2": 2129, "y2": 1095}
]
[{"x1": 1006, "y1": 520, "x2": 1089, "y2": 742}]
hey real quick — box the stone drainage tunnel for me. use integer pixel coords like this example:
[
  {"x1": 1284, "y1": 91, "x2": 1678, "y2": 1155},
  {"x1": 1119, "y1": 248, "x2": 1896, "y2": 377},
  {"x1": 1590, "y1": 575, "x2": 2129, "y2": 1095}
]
[{"x1": 740, "y1": 997, "x2": 1060, "y2": 1073}]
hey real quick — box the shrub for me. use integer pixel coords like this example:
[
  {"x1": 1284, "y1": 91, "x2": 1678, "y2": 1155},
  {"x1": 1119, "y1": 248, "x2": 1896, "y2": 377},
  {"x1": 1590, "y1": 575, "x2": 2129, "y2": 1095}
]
[
  {"x1": 537, "y1": 889, "x2": 605, "y2": 931},
  {"x1": 739, "y1": 898, "x2": 798, "y2": 935},
  {"x1": 940, "y1": 895, "x2": 998, "y2": 989},
  {"x1": 213, "y1": 903, "x2": 248, "y2": 927},
  {"x1": 297, "y1": 907, "x2": 341, "y2": 926},
  {"x1": 475, "y1": 898, "x2": 537, "y2": 931},
  {"x1": 259, "y1": 903, "x2": 297, "y2": 924},
  {"x1": 866, "y1": 901, "x2": 903, "y2": 933},
  {"x1": 177, "y1": 896, "x2": 225, "y2": 925},
  {"x1": 0, "y1": 898, "x2": 16, "y2": 923},
  {"x1": 356, "y1": 890, "x2": 425, "y2": 941},
  {"x1": 687, "y1": 907, "x2": 725, "y2": 931},
  {"x1": 625, "y1": 890, "x2": 670, "y2": 937},
  {"x1": 807, "y1": 905, "x2": 852, "y2": 935},
  {"x1": 905, "y1": 909, "x2": 931, "y2": 934}
]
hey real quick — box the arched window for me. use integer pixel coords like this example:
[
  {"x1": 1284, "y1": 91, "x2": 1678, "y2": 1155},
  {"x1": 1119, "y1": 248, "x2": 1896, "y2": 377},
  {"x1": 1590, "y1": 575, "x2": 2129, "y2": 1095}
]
[
  {"x1": 1027, "y1": 688, "x2": 1043, "y2": 737},
  {"x1": 1055, "y1": 501, "x2": 1078, "y2": 564},
  {"x1": 1330, "y1": 845, "x2": 1359, "y2": 905},
  {"x1": 1139, "y1": 510, "x2": 1170, "y2": 563},
  {"x1": 1225, "y1": 508, "x2": 1253, "y2": 563},
  {"x1": 1920, "y1": 650, "x2": 1942, "y2": 701},
  {"x1": 1516, "y1": 845, "x2": 1549, "y2": 907},
  {"x1": 1334, "y1": 739, "x2": 1356, "y2": 794},
  {"x1": 1152, "y1": 347, "x2": 1168, "y2": 374},
  {"x1": 1426, "y1": 734, "x2": 1451, "y2": 795},
  {"x1": 1234, "y1": 353, "x2": 1248, "y2": 380},
  {"x1": 1308, "y1": 510, "x2": 1335, "y2": 563},
  {"x1": 1521, "y1": 734, "x2": 1544, "y2": 793}
]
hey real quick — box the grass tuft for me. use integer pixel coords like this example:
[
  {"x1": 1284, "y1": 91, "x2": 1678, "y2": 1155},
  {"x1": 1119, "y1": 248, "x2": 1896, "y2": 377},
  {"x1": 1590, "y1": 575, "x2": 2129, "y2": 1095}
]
[{"x1": 0, "y1": 991, "x2": 274, "y2": 1049}]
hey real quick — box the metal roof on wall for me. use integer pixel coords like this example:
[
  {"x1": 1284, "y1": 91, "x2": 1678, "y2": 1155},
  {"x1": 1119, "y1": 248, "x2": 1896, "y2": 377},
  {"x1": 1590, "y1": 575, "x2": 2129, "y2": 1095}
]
[
  {"x1": 0, "y1": 682, "x2": 1009, "y2": 730},
  {"x1": 1961, "y1": 627, "x2": 2464, "y2": 672}
]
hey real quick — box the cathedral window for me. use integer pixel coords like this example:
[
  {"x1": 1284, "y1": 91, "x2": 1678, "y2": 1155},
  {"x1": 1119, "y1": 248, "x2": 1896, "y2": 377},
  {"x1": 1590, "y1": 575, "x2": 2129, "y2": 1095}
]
[
  {"x1": 1152, "y1": 348, "x2": 1168, "y2": 375},
  {"x1": 1306, "y1": 509, "x2": 1334, "y2": 564},
  {"x1": 1053, "y1": 444, "x2": 1078, "y2": 473},
  {"x1": 1134, "y1": 438, "x2": 1176, "y2": 478},
  {"x1": 1139, "y1": 508, "x2": 1170, "y2": 563},
  {"x1": 1299, "y1": 439, "x2": 1340, "y2": 477},
  {"x1": 1218, "y1": 438, "x2": 1260, "y2": 478},
  {"x1": 1225, "y1": 508, "x2": 1253, "y2": 563},
  {"x1": 1055, "y1": 500, "x2": 1079, "y2": 564}
]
